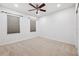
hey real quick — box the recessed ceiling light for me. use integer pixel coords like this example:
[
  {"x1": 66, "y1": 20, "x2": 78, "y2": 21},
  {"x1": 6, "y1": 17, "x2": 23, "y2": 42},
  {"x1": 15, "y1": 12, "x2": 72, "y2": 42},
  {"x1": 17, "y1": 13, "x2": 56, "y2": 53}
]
[
  {"x1": 57, "y1": 4, "x2": 61, "y2": 8},
  {"x1": 14, "y1": 4, "x2": 18, "y2": 7}
]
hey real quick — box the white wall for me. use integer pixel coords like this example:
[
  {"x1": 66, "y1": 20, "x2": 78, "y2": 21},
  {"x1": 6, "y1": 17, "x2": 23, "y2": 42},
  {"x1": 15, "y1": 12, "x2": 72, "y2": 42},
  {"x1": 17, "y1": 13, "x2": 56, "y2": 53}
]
[
  {"x1": 0, "y1": 6, "x2": 76, "y2": 46},
  {"x1": 0, "y1": 7, "x2": 38, "y2": 45},
  {"x1": 37, "y1": 7, "x2": 76, "y2": 45}
]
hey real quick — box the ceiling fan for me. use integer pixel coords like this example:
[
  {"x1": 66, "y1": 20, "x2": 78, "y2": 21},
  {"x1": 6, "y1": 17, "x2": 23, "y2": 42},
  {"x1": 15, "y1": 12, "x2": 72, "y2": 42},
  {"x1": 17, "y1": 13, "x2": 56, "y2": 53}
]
[{"x1": 28, "y1": 3, "x2": 46, "y2": 14}]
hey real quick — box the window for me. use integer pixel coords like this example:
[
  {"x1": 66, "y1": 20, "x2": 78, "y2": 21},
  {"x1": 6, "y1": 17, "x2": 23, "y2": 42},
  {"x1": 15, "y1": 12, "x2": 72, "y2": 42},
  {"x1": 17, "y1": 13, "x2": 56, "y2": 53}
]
[
  {"x1": 30, "y1": 20, "x2": 36, "y2": 32},
  {"x1": 7, "y1": 15, "x2": 20, "y2": 34}
]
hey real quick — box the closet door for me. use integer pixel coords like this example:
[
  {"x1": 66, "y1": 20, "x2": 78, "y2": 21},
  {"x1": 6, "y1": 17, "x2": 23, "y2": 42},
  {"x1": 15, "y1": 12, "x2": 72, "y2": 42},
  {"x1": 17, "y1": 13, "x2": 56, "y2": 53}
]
[
  {"x1": 0, "y1": 13, "x2": 7, "y2": 39},
  {"x1": 0, "y1": 13, "x2": 2, "y2": 37}
]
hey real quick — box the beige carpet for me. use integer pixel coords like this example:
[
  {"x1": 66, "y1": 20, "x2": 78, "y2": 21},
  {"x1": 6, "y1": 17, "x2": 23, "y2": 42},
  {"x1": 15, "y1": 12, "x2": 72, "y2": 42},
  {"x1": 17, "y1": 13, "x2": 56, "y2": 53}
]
[{"x1": 0, "y1": 37, "x2": 77, "y2": 56}]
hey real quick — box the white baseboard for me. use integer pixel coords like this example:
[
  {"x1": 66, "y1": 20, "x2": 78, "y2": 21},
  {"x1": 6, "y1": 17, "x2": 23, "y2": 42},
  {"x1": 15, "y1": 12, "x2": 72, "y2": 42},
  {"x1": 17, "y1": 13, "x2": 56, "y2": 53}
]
[
  {"x1": 40, "y1": 36, "x2": 75, "y2": 46},
  {"x1": 0, "y1": 35, "x2": 75, "y2": 47},
  {"x1": 0, "y1": 36, "x2": 37, "y2": 46}
]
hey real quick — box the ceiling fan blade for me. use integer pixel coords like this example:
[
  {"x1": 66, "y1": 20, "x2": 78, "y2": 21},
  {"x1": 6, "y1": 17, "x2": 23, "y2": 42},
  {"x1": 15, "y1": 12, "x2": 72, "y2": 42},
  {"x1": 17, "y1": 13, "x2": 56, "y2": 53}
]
[
  {"x1": 28, "y1": 9, "x2": 36, "y2": 11},
  {"x1": 29, "y1": 3, "x2": 36, "y2": 8},
  {"x1": 39, "y1": 3, "x2": 45, "y2": 8},
  {"x1": 40, "y1": 9, "x2": 46, "y2": 12}
]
